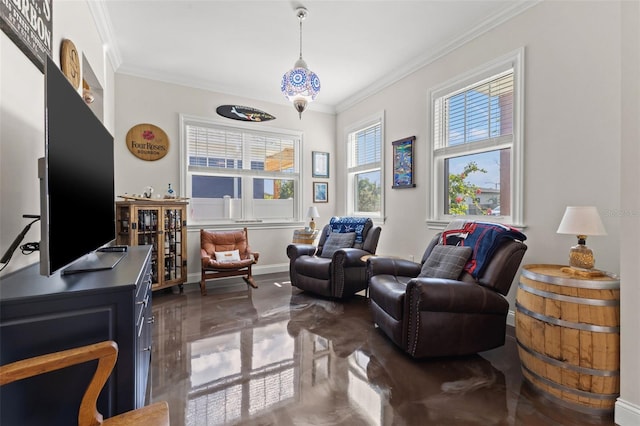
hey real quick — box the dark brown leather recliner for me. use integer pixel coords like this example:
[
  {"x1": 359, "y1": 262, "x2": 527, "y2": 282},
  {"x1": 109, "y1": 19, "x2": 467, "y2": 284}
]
[
  {"x1": 200, "y1": 228, "x2": 260, "y2": 295},
  {"x1": 287, "y1": 218, "x2": 381, "y2": 299},
  {"x1": 368, "y1": 231, "x2": 526, "y2": 358}
]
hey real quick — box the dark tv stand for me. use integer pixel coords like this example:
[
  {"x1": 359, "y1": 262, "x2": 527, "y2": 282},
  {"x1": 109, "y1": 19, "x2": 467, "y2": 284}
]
[
  {"x1": 0, "y1": 246, "x2": 153, "y2": 425},
  {"x1": 62, "y1": 250, "x2": 126, "y2": 275}
]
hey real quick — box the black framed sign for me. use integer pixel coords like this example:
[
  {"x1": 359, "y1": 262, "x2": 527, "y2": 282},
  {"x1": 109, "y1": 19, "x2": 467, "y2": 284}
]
[
  {"x1": 392, "y1": 136, "x2": 416, "y2": 188},
  {"x1": 0, "y1": 0, "x2": 52, "y2": 72}
]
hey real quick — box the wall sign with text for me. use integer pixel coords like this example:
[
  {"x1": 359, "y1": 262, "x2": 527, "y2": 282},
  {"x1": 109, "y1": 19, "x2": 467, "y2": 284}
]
[
  {"x1": 126, "y1": 124, "x2": 170, "y2": 161},
  {"x1": 0, "y1": 0, "x2": 52, "y2": 72}
]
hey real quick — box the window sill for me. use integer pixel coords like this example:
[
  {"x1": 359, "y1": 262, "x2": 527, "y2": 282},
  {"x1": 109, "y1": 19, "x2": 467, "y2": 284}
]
[
  {"x1": 427, "y1": 218, "x2": 527, "y2": 231},
  {"x1": 187, "y1": 221, "x2": 306, "y2": 231}
]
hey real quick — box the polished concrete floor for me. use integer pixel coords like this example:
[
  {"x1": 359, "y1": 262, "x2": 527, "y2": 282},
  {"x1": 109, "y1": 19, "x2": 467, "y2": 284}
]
[{"x1": 149, "y1": 273, "x2": 616, "y2": 426}]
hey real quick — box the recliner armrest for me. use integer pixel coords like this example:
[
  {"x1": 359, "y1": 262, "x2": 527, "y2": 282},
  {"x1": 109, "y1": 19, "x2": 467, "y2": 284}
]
[
  {"x1": 368, "y1": 257, "x2": 422, "y2": 278},
  {"x1": 333, "y1": 248, "x2": 370, "y2": 267},
  {"x1": 286, "y1": 243, "x2": 317, "y2": 259},
  {"x1": 405, "y1": 279, "x2": 509, "y2": 314}
]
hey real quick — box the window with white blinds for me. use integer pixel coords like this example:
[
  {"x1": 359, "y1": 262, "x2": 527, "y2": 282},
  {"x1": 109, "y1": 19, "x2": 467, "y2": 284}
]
[
  {"x1": 346, "y1": 112, "x2": 384, "y2": 219},
  {"x1": 181, "y1": 116, "x2": 302, "y2": 225},
  {"x1": 429, "y1": 49, "x2": 524, "y2": 226}
]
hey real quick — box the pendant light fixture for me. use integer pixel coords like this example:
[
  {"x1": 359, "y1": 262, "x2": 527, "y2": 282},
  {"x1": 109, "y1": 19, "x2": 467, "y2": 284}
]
[{"x1": 281, "y1": 7, "x2": 320, "y2": 119}]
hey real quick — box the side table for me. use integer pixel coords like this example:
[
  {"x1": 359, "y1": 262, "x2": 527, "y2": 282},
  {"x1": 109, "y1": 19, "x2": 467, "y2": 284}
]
[
  {"x1": 292, "y1": 228, "x2": 319, "y2": 244},
  {"x1": 515, "y1": 264, "x2": 620, "y2": 414}
]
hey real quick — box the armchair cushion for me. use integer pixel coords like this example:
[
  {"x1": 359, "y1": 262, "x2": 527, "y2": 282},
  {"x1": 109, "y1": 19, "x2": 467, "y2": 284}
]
[
  {"x1": 215, "y1": 249, "x2": 241, "y2": 263},
  {"x1": 418, "y1": 245, "x2": 472, "y2": 279},
  {"x1": 320, "y1": 232, "x2": 356, "y2": 258}
]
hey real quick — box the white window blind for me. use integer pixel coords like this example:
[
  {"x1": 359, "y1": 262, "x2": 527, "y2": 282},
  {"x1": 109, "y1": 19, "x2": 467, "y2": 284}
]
[
  {"x1": 349, "y1": 122, "x2": 382, "y2": 170},
  {"x1": 434, "y1": 70, "x2": 514, "y2": 150}
]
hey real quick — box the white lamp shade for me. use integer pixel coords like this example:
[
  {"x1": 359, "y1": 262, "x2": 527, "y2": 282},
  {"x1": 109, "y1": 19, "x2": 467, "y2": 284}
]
[
  {"x1": 306, "y1": 206, "x2": 319, "y2": 219},
  {"x1": 556, "y1": 206, "x2": 607, "y2": 236}
]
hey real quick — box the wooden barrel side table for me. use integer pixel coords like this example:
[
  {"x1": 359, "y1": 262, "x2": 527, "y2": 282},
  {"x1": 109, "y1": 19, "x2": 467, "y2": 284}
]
[
  {"x1": 515, "y1": 264, "x2": 620, "y2": 414},
  {"x1": 292, "y1": 229, "x2": 319, "y2": 244}
]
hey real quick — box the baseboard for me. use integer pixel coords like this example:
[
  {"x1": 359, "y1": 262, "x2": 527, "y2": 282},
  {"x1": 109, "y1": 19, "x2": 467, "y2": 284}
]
[
  {"x1": 185, "y1": 262, "x2": 289, "y2": 288},
  {"x1": 507, "y1": 309, "x2": 516, "y2": 327},
  {"x1": 615, "y1": 398, "x2": 640, "y2": 425}
]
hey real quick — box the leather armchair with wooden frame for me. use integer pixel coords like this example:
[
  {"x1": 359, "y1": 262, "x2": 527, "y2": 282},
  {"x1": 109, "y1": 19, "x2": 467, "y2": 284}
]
[{"x1": 200, "y1": 228, "x2": 260, "y2": 295}]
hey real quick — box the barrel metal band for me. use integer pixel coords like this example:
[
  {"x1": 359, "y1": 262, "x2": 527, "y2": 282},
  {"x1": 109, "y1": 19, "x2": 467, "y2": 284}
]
[
  {"x1": 516, "y1": 302, "x2": 620, "y2": 333},
  {"x1": 521, "y1": 363, "x2": 619, "y2": 401},
  {"x1": 521, "y1": 267, "x2": 620, "y2": 290},
  {"x1": 516, "y1": 339, "x2": 619, "y2": 377},
  {"x1": 518, "y1": 282, "x2": 620, "y2": 307}
]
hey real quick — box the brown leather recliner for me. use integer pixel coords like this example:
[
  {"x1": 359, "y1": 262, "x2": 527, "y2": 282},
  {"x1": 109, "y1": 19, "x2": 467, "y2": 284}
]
[
  {"x1": 287, "y1": 218, "x2": 381, "y2": 299},
  {"x1": 200, "y1": 228, "x2": 260, "y2": 295},
  {"x1": 368, "y1": 231, "x2": 527, "y2": 358}
]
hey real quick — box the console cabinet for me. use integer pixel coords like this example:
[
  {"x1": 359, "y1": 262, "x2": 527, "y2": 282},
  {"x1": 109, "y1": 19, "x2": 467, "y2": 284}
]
[
  {"x1": 116, "y1": 200, "x2": 187, "y2": 292},
  {"x1": 0, "y1": 246, "x2": 153, "y2": 425}
]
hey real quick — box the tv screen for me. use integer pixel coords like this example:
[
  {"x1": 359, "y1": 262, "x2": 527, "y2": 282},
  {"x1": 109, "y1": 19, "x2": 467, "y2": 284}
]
[{"x1": 40, "y1": 56, "x2": 119, "y2": 276}]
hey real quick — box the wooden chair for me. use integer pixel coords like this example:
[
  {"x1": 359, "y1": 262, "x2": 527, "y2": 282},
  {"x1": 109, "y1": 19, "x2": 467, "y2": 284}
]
[
  {"x1": 200, "y1": 227, "x2": 260, "y2": 295},
  {"x1": 0, "y1": 341, "x2": 169, "y2": 426}
]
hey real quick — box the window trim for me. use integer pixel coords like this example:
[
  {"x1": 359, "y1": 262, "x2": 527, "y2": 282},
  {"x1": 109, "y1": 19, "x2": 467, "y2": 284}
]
[
  {"x1": 179, "y1": 113, "x2": 304, "y2": 228},
  {"x1": 427, "y1": 48, "x2": 525, "y2": 228},
  {"x1": 344, "y1": 110, "x2": 385, "y2": 222}
]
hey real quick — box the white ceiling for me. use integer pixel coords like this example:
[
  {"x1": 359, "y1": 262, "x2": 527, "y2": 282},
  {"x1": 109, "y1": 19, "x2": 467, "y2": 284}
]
[{"x1": 92, "y1": 0, "x2": 537, "y2": 114}]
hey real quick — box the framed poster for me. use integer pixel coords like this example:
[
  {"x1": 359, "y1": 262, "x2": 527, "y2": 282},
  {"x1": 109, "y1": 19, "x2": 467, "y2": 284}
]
[
  {"x1": 312, "y1": 151, "x2": 329, "y2": 178},
  {"x1": 313, "y1": 182, "x2": 328, "y2": 203},
  {"x1": 392, "y1": 136, "x2": 416, "y2": 188},
  {"x1": 0, "y1": 0, "x2": 52, "y2": 72}
]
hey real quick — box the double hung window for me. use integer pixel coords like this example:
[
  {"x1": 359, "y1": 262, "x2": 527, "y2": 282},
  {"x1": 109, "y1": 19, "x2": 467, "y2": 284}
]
[
  {"x1": 181, "y1": 115, "x2": 301, "y2": 225},
  {"x1": 346, "y1": 112, "x2": 384, "y2": 220},
  {"x1": 429, "y1": 49, "x2": 524, "y2": 226}
]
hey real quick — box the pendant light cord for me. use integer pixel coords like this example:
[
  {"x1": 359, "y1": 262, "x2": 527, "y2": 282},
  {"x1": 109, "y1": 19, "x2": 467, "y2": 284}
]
[{"x1": 299, "y1": 16, "x2": 303, "y2": 60}]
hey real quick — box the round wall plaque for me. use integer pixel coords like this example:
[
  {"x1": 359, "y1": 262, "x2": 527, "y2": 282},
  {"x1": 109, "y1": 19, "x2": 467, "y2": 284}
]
[
  {"x1": 126, "y1": 123, "x2": 169, "y2": 161},
  {"x1": 60, "y1": 39, "x2": 80, "y2": 89}
]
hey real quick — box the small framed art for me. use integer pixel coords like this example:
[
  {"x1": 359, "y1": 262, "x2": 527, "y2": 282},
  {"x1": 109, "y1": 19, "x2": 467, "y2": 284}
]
[
  {"x1": 313, "y1": 182, "x2": 328, "y2": 203},
  {"x1": 392, "y1": 136, "x2": 416, "y2": 188},
  {"x1": 312, "y1": 151, "x2": 329, "y2": 178}
]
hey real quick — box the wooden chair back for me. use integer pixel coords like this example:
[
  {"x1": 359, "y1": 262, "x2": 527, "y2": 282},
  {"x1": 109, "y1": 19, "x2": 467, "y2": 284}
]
[{"x1": 0, "y1": 341, "x2": 169, "y2": 426}]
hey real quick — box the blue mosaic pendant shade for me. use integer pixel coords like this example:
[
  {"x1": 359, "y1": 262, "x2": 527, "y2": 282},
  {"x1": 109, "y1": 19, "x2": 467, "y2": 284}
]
[{"x1": 281, "y1": 7, "x2": 320, "y2": 119}]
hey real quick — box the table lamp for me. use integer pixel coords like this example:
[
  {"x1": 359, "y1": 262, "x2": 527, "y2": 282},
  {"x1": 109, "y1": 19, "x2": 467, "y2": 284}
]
[
  {"x1": 556, "y1": 206, "x2": 607, "y2": 270},
  {"x1": 306, "y1": 206, "x2": 320, "y2": 230}
]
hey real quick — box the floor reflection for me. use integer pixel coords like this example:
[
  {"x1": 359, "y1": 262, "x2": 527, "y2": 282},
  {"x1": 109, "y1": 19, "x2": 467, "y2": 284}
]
[{"x1": 150, "y1": 275, "x2": 615, "y2": 426}]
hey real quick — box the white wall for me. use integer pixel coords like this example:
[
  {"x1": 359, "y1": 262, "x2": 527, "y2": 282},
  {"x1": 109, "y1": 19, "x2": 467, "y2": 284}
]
[
  {"x1": 617, "y1": 1, "x2": 640, "y2": 423},
  {"x1": 0, "y1": 0, "x2": 114, "y2": 275},
  {"x1": 336, "y1": 1, "x2": 637, "y2": 422},
  {"x1": 337, "y1": 1, "x2": 621, "y2": 273},
  {"x1": 113, "y1": 74, "x2": 336, "y2": 278}
]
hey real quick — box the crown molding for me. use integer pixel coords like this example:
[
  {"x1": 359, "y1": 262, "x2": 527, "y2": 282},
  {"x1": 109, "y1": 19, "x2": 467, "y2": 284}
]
[
  {"x1": 86, "y1": 0, "x2": 122, "y2": 71},
  {"x1": 335, "y1": 0, "x2": 541, "y2": 113},
  {"x1": 116, "y1": 64, "x2": 336, "y2": 115}
]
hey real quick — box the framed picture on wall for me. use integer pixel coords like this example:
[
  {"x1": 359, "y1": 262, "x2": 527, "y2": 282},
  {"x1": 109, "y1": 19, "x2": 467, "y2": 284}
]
[
  {"x1": 312, "y1": 151, "x2": 329, "y2": 178},
  {"x1": 392, "y1": 136, "x2": 416, "y2": 188},
  {"x1": 313, "y1": 182, "x2": 328, "y2": 203}
]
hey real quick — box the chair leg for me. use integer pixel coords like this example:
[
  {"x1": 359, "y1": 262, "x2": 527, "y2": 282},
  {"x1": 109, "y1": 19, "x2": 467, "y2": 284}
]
[
  {"x1": 243, "y1": 275, "x2": 258, "y2": 289},
  {"x1": 200, "y1": 275, "x2": 208, "y2": 296}
]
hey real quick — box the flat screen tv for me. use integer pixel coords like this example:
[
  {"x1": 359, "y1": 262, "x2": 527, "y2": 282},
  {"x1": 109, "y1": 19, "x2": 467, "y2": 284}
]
[{"x1": 40, "y1": 56, "x2": 122, "y2": 276}]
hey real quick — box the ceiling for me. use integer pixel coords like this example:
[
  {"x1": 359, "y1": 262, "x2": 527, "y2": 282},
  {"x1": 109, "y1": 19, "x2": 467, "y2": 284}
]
[{"x1": 92, "y1": 1, "x2": 537, "y2": 114}]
